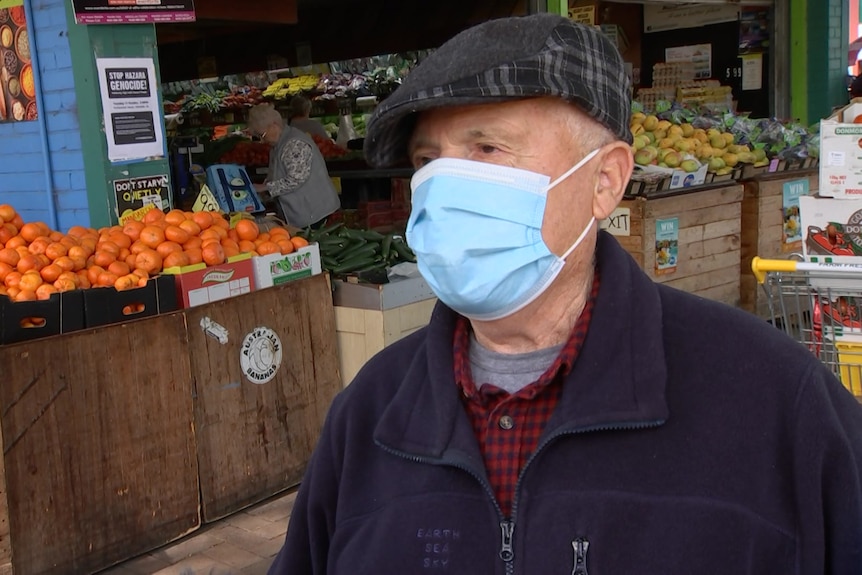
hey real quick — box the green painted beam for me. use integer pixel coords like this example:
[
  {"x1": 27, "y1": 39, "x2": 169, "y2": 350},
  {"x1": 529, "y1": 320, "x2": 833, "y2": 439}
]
[
  {"x1": 65, "y1": 4, "x2": 170, "y2": 228},
  {"x1": 547, "y1": 0, "x2": 566, "y2": 17},
  {"x1": 790, "y1": 0, "x2": 808, "y2": 124}
]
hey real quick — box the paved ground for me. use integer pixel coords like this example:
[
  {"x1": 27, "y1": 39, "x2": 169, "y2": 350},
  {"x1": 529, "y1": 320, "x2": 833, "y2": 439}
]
[{"x1": 97, "y1": 488, "x2": 297, "y2": 575}]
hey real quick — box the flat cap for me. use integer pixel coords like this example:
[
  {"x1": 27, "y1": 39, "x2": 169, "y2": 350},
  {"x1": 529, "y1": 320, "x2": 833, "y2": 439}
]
[{"x1": 364, "y1": 13, "x2": 633, "y2": 168}]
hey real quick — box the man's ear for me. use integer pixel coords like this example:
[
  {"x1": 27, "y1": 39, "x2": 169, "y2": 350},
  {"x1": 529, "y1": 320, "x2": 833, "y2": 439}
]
[{"x1": 592, "y1": 142, "x2": 634, "y2": 221}]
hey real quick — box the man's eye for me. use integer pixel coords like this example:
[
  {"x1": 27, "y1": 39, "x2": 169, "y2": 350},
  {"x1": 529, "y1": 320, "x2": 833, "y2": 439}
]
[
  {"x1": 414, "y1": 156, "x2": 433, "y2": 168},
  {"x1": 479, "y1": 145, "x2": 498, "y2": 154}
]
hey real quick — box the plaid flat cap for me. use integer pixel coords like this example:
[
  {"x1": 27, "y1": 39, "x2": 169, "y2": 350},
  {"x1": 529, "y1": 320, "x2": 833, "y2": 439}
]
[{"x1": 364, "y1": 13, "x2": 633, "y2": 168}]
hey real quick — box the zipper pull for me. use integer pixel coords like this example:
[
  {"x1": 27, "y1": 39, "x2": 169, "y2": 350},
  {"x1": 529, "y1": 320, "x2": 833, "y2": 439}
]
[
  {"x1": 571, "y1": 537, "x2": 589, "y2": 575},
  {"x1": 499, "y1": 521, "x2": 515, "y2": 562}
]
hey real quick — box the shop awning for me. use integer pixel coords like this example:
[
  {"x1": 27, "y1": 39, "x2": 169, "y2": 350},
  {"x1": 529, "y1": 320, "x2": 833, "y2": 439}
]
[{"x1": 609, "y1": 0, "x2": 773, "y2": 5}]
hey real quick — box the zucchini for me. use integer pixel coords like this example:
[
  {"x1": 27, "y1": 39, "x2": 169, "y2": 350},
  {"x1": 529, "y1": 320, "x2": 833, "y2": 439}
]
[
  {"x1": 391, "y1": 238, "x2": 416, "y2": 263},
  {"x1": 331, "y1": 254, "x2": 379, "y2": 275},
  {"x1": 380, "y1": 233, "x2": 393, "y2": 261},
  {"x1": 336, "y1": 239, "x2": 372, "y2": 261},
  {"x1": 337, "y1": 243, "x2": 378, "y2": 263},
  {"x1": 351, "y1": 228, "x2": 387, "y2": 241}
]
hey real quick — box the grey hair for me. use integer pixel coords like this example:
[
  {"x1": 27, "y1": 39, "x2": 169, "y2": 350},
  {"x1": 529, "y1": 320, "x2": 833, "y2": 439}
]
[
  {"x1": 247, "y1": 103, "x2": 284, "y2": 132},
  {"x1": 289, "y1": 95, "x2": 313, "y2": 119},
  {"x1": 561, "y1": 103, "x2": 615, "y2": 155}
]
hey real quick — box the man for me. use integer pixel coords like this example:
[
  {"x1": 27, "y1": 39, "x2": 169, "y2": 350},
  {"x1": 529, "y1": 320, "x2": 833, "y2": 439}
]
[
  {"x1": 247, "y1": 103, "x2": 340, "y2": 228},
  {"x1": 269, "y1": 14, "x2": 862, "y2": 574}
]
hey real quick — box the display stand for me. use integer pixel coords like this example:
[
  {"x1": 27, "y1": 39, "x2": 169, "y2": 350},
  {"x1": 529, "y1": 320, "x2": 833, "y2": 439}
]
[
  {"x1": 615, "y1": 183, "x2": 744, "y2": 307},
  {"x1": 739, "y1": 169, "x2": 818, "y2": 318}
]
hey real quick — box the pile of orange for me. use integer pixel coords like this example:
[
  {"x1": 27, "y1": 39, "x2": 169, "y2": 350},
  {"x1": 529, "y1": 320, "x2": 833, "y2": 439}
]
[{"x1": 0, "y1": 205, "x2": 309, "y2": 303}]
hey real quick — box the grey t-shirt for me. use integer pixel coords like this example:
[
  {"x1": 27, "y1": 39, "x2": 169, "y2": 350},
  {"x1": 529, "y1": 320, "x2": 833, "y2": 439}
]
[{"x1": 469, "y1": 333, "x2": 564, "y2": 395}]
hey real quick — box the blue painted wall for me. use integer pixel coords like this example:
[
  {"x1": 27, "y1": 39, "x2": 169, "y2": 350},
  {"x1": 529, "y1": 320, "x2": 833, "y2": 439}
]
[{"x1": 0, "y1": 0, "x2": 87, "y2": 232}]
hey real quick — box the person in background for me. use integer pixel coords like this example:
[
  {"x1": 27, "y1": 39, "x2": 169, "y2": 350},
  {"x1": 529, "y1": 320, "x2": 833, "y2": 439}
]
[
  {"x1": 247, "y1": 103, "x2": 340, "y2": 228},
  {"x1": 268, "y1": 14, "x2": 862, "y2": 574},
  {"x1": 287, "y1": 95, "x2": 332, "y2": 140}
]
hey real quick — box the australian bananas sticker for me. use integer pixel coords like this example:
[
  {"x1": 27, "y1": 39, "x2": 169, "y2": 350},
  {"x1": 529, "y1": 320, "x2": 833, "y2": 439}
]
[{"x1": 240, "y1": 327, "x2": 283, "y2": 385}]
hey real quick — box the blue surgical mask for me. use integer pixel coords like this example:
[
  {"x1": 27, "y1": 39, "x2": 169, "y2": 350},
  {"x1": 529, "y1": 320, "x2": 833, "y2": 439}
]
[{"x1": 406, "y1": 149, "x2": 599, "y2": 321}]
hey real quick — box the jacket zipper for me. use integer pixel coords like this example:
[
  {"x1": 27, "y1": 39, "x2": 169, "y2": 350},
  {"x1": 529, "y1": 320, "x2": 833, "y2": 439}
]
[
  {"x1": 377, "y1": 418, "x2": 663, "y2": 575},
  {"x1": 571, "y1": 537, "x2": 589, "y2": 575}
]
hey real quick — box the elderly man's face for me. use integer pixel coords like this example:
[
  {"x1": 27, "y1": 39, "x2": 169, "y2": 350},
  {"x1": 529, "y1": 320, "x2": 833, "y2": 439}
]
[{"x1": 409, "y1": 97, "x2": 599, "y2": 256}]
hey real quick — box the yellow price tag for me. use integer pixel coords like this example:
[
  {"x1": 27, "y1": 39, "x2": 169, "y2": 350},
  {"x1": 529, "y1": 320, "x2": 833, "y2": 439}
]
[
  {"x1": 192, "y1": 185, "x2": 221, "y2": 212},
  {"x1": 119, "y1": 205, "x2": 154, "y2": 225},
  {"x1": 331, "y1": 177, "x2": 342, "y2": 194},
  {"x1": 229, "y1": 212, "x2": 246, "y2": 229}
]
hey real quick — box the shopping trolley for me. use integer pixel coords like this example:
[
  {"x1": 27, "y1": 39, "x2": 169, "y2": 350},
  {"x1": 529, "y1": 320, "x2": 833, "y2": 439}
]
[{"x1": 752, "y1": 257, "x2": 862, "y2": 402}]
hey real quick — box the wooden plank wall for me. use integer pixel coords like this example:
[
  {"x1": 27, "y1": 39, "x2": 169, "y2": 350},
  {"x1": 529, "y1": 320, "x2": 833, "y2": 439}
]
[
  {"x1": 0, "y1": 314, "x2": 200, "y2": 575},
  {"x1": 185, "y1": 274, "x2": 342, "y2": 522},
  {"x1": 618, "y1": 185, "x2": 744, "y2": 307},
  {"x1": 740, "y1": 171, "x2": 818, "y2": 318}
]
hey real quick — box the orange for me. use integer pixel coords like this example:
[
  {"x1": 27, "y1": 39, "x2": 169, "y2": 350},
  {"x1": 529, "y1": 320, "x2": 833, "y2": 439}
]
[
  {"x1": 40, "y1": 264, "x2": 63, "y2": 283},
  {"x1": 76, "y1": 270, "x2": 91, "y2": 289},
  {"x1": 96, "y1": 271, "x2": 119, "y2": 287},
  {"x1": 212, "y1": 214, "x2": 229, "y2": 230},
  {"x1": 164, "y1": 225, "x2": 190, "y2": 245},
  {"x1": 114, "y1": 274, "x2": 139, "y2": 291},
  {"x1": 135, "y1": 249, "x2": 162, "y2": 274},
  {"x1": 210, "y1": 225, "x2": 228, "y2": 240},
  {"x1": 59, "y1": 235, "x2": 80, "y2": 250},
  {"x1": 142, "y1": 207, "x2": 165, "y2": 225},
  {"x1": 67, "y1": 225, "x2": 90, "y2": 238},
  {"x1": 44, "y1": 242, "x2": 68, "y2": 261},
  {"x1": 0, "y1": 247, "x2": 20, "y2": 267},
  {"x1": 16, "y1": 254, "x2": 41, "y2": 273},
  {"x1": 0, "y1": 204, "x2": 15, "y2": 223},
  {"x1": 192, "y1": 211, "x2": 214, "y2": 230},
  {"x1": 93, "y1": 250, "x2": 116, "y2": 268},
  {"x1": 19, "y1": 222, "x2": 42, "y2": 243},
  {"x1": 35, "y1": 283, "x2": 57, "y2": 301},
  {"x1": 178, "y1": 219, "x2": 201, "y2": 237},
  {"x1": 27, "y1": 237, "x2": 49, "y2": 255},
  {"x1": 69, "y1": 256, "x2": 87, "y2": 271},
  {"x1": 156, "y1": 241, "x2": 183, "y2": 259},
  {"x1": 227, "y1": 228, "x2": 240, "y2": 243},
  {"x1": 14, "y1": 246, "x2": 29, "y2": 259},
  {"x1": 290, "y1": 236, "x2": 309, "y2": 250},
  {"x1": 183, "y1": 236, "x2": 203, "y2": 251},
  {"x1": 107, "y1": 261, "x2": 131, "y2": 277},
  {"x1": 36, "y1": 254, "x2": 50, "y2": 268},
  {"x1": 80, "y1": 237, "x2": 97, "y2": 253},
  {"x1": 257, "y1": 232, "x2": 271, "y2": 244},
  {"x1": 139, "y1": 226, "x2": 165, "y2": 249},
  {"x1": 164, "y1": 209, "x2": 187, "y2": 227},
  {"x1": 0, "y1": 261, "x2": 12, "y2": 282},
  {"x1": 18, "y1": 270, "x2": 43, "y2": 292},
  {"x1": 238, "y1": 240, "x2": 257, "y2": 254},
  {"x1": 184, "y1": 248, "x2": 203, "y2": 265},
  {"x1": 53, "y1": 277, "x2": 77, "y2": 292},
  {"x1": 5, "y1": 235, "x2": 25, "y2": 249},
  {"x1": 269, "y1": 226, "x2": 290, "y2": 239},
  {"x1": 87, "y1": 265, "x2": 104, "y2": 286},
  {"x1": 235, "y1": 219, "x2": 259, "y2": 242},
  {"x1": 97, "y1": 240, "x2": 121, "y2": 256},
  {"x1": 122, "y1": 220, "x2": 145, "y2": 242},
  {"x1": 221, "y1": 238, "x2": 239, "y2": 253},
  {"x1": 131, "y1": 269, "x2": 149, "y2": 281},
  {"x1": 10, "y1": 214, "x2": 23, "y2": 231},
  {"x1": 108, "y1": 232, "x2": 131, "y2": 250},
  {"x1": 14, "y1": 289, "x2": 37, "y2": 302},
  {"x1": 0, "y1": 223, "x2": 15, "y2": 245},
  {"x1": 4, "y1": 271, "x2": 22, "y2": 288},
  {"x1": 129, "y1": 240, "x2": 149, "y2": 255},
  {"x1": 117, "y1": 247, "x2": 131, "y2": 261},
  {"x1": 163, "y1": 251, "x2": 189, "y2": 269},
  {"x1": 53, "y1": 256, "x2": 75, "y2": 272},
  {"x1": 49, "y1": 230, "x2": 63, "y2": 242},
  {"x1": 256, "y1": 241, "x2": 280, "y2": 256},
  {"x1": 67, "y1": 245, "x2": 90, "y2": 261},
  {"x1": 124, "y1": 253, "x2": 138, "y2": 269},
  {"x1": 201, "y1": 243, "x2": 225, "y2": 266},
  {"x1": 277, "y1": 240, "x2": 295, "y2": 255}
]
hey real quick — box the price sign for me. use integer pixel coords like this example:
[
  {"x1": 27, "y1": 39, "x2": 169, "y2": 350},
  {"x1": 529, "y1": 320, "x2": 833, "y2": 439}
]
[{"x1": 192, "y1": 184, "x2": 221, "y2": 212}]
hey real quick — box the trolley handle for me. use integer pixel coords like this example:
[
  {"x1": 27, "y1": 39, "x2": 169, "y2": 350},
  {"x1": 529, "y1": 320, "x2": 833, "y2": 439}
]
[{"x1": 751, "y1": 256, "x2": 862, "y2": 284}]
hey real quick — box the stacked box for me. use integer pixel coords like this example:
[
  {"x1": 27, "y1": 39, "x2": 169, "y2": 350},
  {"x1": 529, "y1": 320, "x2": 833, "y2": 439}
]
[
  {"x1": 252, "y1": 244, "x2": 322, "y2": 289},
  {"x1": 0, "y1": 290, "x2": 85, "y2": 345},
  {"x1": 83, "y1": 275, "x2": 178, "y2": 328},
  {"x1": 164, "y1": 255, "x2": 256, "y2": 308}
]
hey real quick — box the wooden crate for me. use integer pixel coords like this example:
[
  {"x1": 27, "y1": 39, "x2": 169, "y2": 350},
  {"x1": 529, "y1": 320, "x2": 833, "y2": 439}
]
[
  {"x1": 184, "y1": 274, "x2": 341, "y2": 523},
  {"x1": 740, "y1": 170, "x2": 818, "y2": 318},
  {"x1": 0, "y1": 314, "x2": 200, "y2": 575},
  {"x1": 335, "y1": 297, "x2": 437, "y2": 387},
  {"x1": 616, "y1": 184, "x2": 744, "y2": 306}
]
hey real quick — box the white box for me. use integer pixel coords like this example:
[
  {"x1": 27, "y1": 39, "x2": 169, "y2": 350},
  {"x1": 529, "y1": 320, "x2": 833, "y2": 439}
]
[
  {"x1": 819, "y1": 99, "x2": 862, "y2": 199},
  {"x1": 252, "y1": 243, "x2": 322, "y2": 289},
  {"x1": 332, "y1": 275, "x2": 436, "y2": 311},
  {"x1": 799, "y1": 195, "x2": 862, "y2": 264}
]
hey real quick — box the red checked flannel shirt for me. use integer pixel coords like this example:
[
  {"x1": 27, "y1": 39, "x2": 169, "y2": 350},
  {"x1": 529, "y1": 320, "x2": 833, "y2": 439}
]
[{"x1": 453, "y1": 270, "x2": 600, "y2": 518}]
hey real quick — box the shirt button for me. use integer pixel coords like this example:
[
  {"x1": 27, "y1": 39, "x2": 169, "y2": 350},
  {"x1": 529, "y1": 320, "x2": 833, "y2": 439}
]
[{"x1": 499, "y1": 415, "x2": 514, "y2": 430}]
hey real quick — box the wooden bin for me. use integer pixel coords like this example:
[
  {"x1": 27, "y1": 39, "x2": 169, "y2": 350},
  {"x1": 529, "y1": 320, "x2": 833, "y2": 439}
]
[
  {"x1": 740, "y1": 170, "x2": 818, "y2": 318},
  {"x1": 0, "y1": 314, "x2": 200, "y2": 575},
  {"x1": 184, "y1": 273, "x2": 342, "y2": 522},
  {"x1": 615, "y1": 184, "x2": 744, "y2": 306}
]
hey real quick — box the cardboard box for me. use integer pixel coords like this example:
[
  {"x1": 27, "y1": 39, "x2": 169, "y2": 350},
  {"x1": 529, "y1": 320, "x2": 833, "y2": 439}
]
[
  {"x1": 332, "y1": 275, "x2": 436, "y2": 311},
  {"x1": 252, "y1": 244, "x2": 322, "y2": 289},
  {"x1": 0, "y1": 290, "x2": 85, "y2": 345},
  {"x1": 165, "y1": 255, "x2": 256, "y2": 308},
  {"x1": 83, "y1": 275, "x2": 178, "y2": 328},
  {"x1": 799, "y1": 195, "x2": 862, "y2": 264},
  {"x1": 637, "y1": 161, "x2": 708, "y2": 189},
  {"x1": 818, "y1": 100, "x2": 862, "y2": 199}
]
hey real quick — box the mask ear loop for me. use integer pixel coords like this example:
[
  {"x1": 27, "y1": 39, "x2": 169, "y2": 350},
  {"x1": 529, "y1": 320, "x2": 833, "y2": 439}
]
[
  {"x1": 546, "y1": 148, "x2": 601, "y2": 190},
  {"x1": 560, "y1": 217, "x2": 596, "y2": 260}
]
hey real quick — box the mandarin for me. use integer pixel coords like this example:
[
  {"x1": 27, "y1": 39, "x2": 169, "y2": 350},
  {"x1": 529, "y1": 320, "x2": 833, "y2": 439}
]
[
  {"x1": 163, "y1": 251, "x2": 189, "y2": 269},
  {"x1": 0, "y1": 247, "x2": 20, "y2": 267},
  {"x1": 235, "y1": 219, "x2": 259, "y2": 242},
  {"x1": 135, "y1": 250, "x2": 162, "y2": 274},
  {"x1": 139, "y1": 226, "x2": 166, "y2": 249},
  {"x1": 164, "y1": 225, "x2": 190, "y2": 245},
  {"x1": 0, "y1": 204, "x2": 15, "y2": 222},
  {"x1": 201, "y1": 243, "x2": 225, "y2": 266}
]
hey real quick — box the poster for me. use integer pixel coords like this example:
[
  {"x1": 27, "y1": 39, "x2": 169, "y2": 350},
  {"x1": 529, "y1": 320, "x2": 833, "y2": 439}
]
[
  {"x1": 72, "y1": 0, "x2": 195, "y2": 24},
  {"x1": 782, "y1": 178, "x2": 808, "y2": 251},
  {"x1": 666, "y1": 44, "x2": 712, "y2": 80},
  {"x1": 741, "y1": 54, "x2": 763, "y2": 91},
  {"x1": 113, "y1": 174, "x2": 171, "y2": 223},
  {"x1": 0, "y1": 2, "x2": 37, "y2": 123},
  {"x1": 739, "y1": 8, "x2": 770, "y2": 53},
  {"x1": 96, "y1": 57, "x2": 165, "y2": 163},
  {"x1": 568, "y1": 5, "x2": 595, "y2": 26},
  {"x1": 655, "y1": 217, "x2": 679, "y2": 276},
  {"x1": 644, "y1": 4, "x2": 739, "y2": 34}
]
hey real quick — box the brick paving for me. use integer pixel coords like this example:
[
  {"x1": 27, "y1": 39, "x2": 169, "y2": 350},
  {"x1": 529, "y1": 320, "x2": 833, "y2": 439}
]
[{"x1": 97, "y1": 488, "x2": 297, "y2": 575}]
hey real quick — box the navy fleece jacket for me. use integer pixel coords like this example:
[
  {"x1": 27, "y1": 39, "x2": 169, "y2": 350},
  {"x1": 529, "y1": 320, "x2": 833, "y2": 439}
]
[{"x1": 269, "y1": 232, "x2": 862, "y2": 575}]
